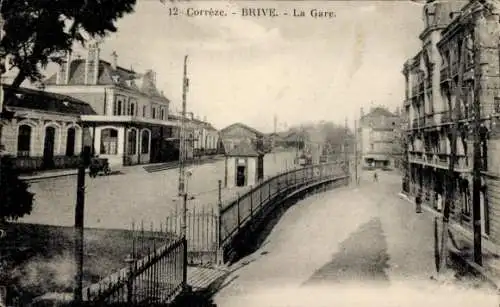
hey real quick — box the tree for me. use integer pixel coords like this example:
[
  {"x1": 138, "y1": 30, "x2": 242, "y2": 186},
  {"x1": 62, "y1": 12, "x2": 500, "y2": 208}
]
[
  {"x1": 0, "y1": 0, "x2": 137, "y2": 89},
  {"x1": 0, "y1": 155, "x2": 34, "y2": 222}
]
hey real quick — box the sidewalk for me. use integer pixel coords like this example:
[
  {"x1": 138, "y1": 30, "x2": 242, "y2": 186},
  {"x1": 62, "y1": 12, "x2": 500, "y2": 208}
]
[
  {"x1": 18, "y1": 155, "x2": 223, "y2": 181},
  {"x1": 398, "y1": 190, "x2": 500, "y2": 291}
]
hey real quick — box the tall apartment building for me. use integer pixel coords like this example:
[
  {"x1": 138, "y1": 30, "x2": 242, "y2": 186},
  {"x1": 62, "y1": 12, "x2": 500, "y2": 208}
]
[
  {"x1": 358, "y1": 106, "x2": 400, "y2": 169},
  {"x1": 402, "y1": 0, "x2": 500, "y2": 243}
]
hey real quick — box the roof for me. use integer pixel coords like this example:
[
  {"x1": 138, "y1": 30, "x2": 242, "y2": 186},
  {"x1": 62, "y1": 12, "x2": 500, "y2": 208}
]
[
  {"x1": 45, "y1": 59, "x2": 169, "y2": 102},
  {"x1": 167, "y1": 114, "x2": 218, "y2": 131},
  {"x1": 220, "y1": 122, "x2": 263, "y2": 137},
  {"x1": 3, "y1": 85, "x2": 97, "y2": 115},
  {"x1": 227, "y1": 141, "x2": 263, "y2": 157},
  {"x1": 362, "y1": 107, "x2": 397, "y2": 119}
]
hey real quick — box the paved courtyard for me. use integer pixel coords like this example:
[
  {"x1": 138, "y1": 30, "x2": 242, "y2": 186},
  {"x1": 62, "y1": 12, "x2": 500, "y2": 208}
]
[
  {"x1": 19, "y1": 151, "x2": 297, "y2": 230},
  {"x1": 213, "y1": 172, "x2": 499, "y2": 307}
]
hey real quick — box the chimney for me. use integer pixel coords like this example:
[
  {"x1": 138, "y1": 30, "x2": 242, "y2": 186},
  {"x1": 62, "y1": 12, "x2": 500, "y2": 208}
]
[
  {"x1": 85, "y1": 41, "x2": 100, "y2": 85},
  {"x1": 111, "y1": 51, "x2": 118, "y2": 70}
]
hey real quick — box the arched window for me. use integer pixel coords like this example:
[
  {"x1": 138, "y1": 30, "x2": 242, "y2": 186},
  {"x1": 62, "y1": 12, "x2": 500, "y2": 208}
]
[
  {"x1": 128, "y1": 129, "x2": 137, "y2": 155},
  {"x1": 114, "y1": 99, "x2": 123, "y2": 115},
  {"x1": 141, "y1": 130, "x2": 150, "y2": 154},
  {"x1": 100, "y1": 128, "x2": 118, "y2": 155},
  {"x1": 17, "y1": 125, "x2": 32, "y2": 156},
  {"x1": 66, "y1": 127, "x2": 76, "y2": 156}
]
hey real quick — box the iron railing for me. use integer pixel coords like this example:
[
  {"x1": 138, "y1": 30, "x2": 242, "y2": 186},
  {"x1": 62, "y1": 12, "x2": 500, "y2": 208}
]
[
  {"x1": 82, "y1": 237, "x2": 186, "y2": 305},
  {"x1": 218, "y1": 162, "x2": 345, "y2": 247}
]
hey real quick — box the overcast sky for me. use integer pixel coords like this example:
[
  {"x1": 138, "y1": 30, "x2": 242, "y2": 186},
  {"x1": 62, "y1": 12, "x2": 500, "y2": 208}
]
[{"x1": 40, "y1": 0, "x2": 425, "y2": 132}]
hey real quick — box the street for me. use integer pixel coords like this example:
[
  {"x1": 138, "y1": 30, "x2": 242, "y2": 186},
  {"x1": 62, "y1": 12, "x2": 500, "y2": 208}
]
[
  {"x1": 212, "y1": 171, "x2": 498, "y2": 307},
  {"x1": 19, "y1": 151, "x2": 297, "y2": 229}
]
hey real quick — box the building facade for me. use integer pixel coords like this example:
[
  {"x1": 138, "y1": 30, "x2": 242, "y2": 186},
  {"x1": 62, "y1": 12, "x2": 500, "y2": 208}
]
[
  {"x1": 220, "y1": 123, "x2": 264, "y2": 153},
  {"x1": 43, "y1": 42, "x2": 179, "y2": 167},
  {"x1": 0, "y1": 85, "x2": 96, "y2": 172},
  {"x1": 402, "y1": 0, "x2": 500, "y2": 243},
  {"x1": 357, "y1": 106, "x2": 400, "y2": 169}
]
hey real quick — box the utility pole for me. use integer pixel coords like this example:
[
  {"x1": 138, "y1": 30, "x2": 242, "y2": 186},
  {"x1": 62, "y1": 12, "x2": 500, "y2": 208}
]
[
  {"x1": 74, "y1": 146, "x2": 90, "y2": 302},
  {"x1": 439, "y1": 30, "x2": 466, "y2": 276},
  {"x1": 344, "y1": 117, "x2": 349, "y2": 176},
  {"x1": 471, "y1": 21, "x2": 482, "y2": 266},
  {"x1": 178, "y1": 55, "x2": 189, "y2": 238},
  {"x1": 354, "y1": 118, "x2": 358, "y2": 185}
]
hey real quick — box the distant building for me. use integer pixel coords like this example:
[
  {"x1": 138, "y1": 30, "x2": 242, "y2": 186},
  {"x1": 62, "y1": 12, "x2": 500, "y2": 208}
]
[
  {"x1": 358, "y1": 106, "x2": 400, "y2": 169},
  {"x1": 0, "y1": 85, "x2": 96, "y2": 172},
  {"x1": 220, "y1": 123, "x2": 264, "y2": 153}
]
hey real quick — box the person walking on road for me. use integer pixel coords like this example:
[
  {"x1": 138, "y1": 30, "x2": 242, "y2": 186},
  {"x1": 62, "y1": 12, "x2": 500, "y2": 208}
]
[
  {"x1": 373, "y1": 171, "x2": 378, "y2": 182},
  {"x1": 415, "y1": 189, "x2": 423, "y2": 213}
]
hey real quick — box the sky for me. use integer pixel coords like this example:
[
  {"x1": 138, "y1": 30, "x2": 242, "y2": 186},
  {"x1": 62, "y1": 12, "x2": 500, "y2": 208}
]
[{"x1": 37, "y1": 0, "x2": 425, "y2": 132}]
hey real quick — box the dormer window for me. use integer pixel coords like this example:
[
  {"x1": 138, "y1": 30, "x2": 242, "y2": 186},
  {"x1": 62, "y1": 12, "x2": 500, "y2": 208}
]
[{"x1": 112, "y1": 75, "x2": 120, "y2": 83}]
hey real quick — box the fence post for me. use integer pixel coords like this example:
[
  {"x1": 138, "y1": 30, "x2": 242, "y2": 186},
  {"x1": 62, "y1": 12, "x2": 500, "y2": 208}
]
[
  {"x1": 237, "y1": 193, "x2": 241, "y2": 230},
  {"x1": 183, "y1": 237, "x2": 188, "y2": 289},
  {"x1": 260, "y1": 184, "x2": 263, "y2": 207},
  {"x1": 217, "y1": 180, "x2": 224, "y2": 265}
]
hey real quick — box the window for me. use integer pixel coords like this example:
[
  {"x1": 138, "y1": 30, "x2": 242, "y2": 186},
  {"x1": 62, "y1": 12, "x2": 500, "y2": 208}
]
[
  {"x1": 161, "y1": 109, "x2": 165, "y2": 120},
  {"x1": 129, "y1": 102, "x2": 135, "y2": 116},
  {"x1": 66, "y1": 127, "x2": 76, "y2": 156},
  {"x1": 143, "y1": 106, "x2": 147, "y2": 117},
  {"x1": 495, "y1": 97, "x2": 500, "y2": 114},
  {"x1": 17, "y1": 125, "x2": 32, "y2": 156},
  {"x1": 370, "y1": 144, "x2": 374, "y2": 151},
  {"x1": 100, "y1": 128, "x2": 118, "y2": 155},
  {"x1": 152, "y1": 107, "x2": 156, "y2": 119},
  {"x1": 128, "y1": 129, "x2": 137, "y2": 155},
  {"x1": 114, "y1": 98, "x2": 123, "y2": 115},
  {"x1": 141, "y1": 130, "x2": 150, "y2": 154}
]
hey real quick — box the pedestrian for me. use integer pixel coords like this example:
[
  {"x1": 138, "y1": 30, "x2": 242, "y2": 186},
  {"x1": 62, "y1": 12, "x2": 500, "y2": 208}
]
[
  {"x1": 373, "y1": 171, "x2": 378, "y2": 182},
  {"x1": 415, "y1": 190, "x2": 423, "y2": 213}
]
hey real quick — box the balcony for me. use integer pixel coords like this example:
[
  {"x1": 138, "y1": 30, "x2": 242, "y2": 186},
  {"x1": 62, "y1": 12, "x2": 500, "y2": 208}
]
[
  {"x1": 454, "y1": 156, "x2": 471, "y2": 172},
  {"x1": 451, "y1": 61, "x2": 458, "y2": 76},
  {"x1": 440, "y1": 66, "x2": 450, "y2": 82},
  {"x1": 441, "y1": 112, "x2": 451, "y2": 124},
  {"x1": 425, "y1": 114, "x2": 436, "y2": 127}
]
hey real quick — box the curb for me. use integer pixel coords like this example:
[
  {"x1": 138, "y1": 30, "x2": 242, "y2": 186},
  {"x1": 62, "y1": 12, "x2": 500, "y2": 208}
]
[{"x1": 397, "y1": 191, "x2": 500, "y2": 292}]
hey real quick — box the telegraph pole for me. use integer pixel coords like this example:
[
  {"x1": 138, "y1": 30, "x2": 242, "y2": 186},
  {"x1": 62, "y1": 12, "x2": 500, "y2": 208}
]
[
  {"x1": 354, "y1": 118, "x2": 358, "y2": 185},
  {"x1": 439, "y1": 31, "x2": 466, "y2": 276},
  {"x1": 344, "y1": 117, "x2": 349, "y2": 176},
  {"x1": 178, "y1": 55, "x2": 189, "y2": 238},
  {"x1": 472, "y1": 21, "x2": 482, "y2": 266}
]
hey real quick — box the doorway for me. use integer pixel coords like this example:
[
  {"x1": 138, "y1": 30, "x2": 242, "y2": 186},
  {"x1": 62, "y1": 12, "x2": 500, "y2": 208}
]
[
  {"x1": 43, "y1": 126, "x2": 56, "y2": 169},
  {"x1": 236, "y1": 165, "x2": 246, "y2": 187}
]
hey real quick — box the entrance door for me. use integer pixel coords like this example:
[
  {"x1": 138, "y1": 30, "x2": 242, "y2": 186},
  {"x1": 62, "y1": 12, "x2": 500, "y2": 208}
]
[
  {"x1": 236, "y1": 166, "x2": 246, "y2": 187},
  {"x1": 43, "y1": 126, "x2": 56, "y2": 169}
]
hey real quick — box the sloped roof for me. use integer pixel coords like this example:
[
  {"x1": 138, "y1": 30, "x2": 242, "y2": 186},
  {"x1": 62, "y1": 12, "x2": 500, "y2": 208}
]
[
  {"x1": 220, "y1": 122, "x2": 263, "y2": 137},
  {"x1": 227, "y1": 141, "x2": 263, "y2": 157},
  {"x1": 45, "y1": 59, "x2": 169, "y2": 102},
  {"x1": 3, "y1": 85, "x2": 97, "y2": 115},
  {"x1": 362, "y1": 107, "x2": 397, "y2": 119}
]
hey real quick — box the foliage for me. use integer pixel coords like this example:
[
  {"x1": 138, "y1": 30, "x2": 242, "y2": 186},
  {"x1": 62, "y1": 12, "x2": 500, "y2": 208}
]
[
  {"x1": 0, "y1": 0, "x2": 137, "y2": 88},
  {"x1": 0, "y1": 155, "x2": 34, "y2": 222}
]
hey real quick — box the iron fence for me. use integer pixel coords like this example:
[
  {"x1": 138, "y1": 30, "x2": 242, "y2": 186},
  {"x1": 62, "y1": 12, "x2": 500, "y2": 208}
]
[
  {"x1": 82, "y1": 235, "x2": 186, "y2": 305},
  {"x1": 218, "y1": 162, "x2": 345, "y2": 247}
]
